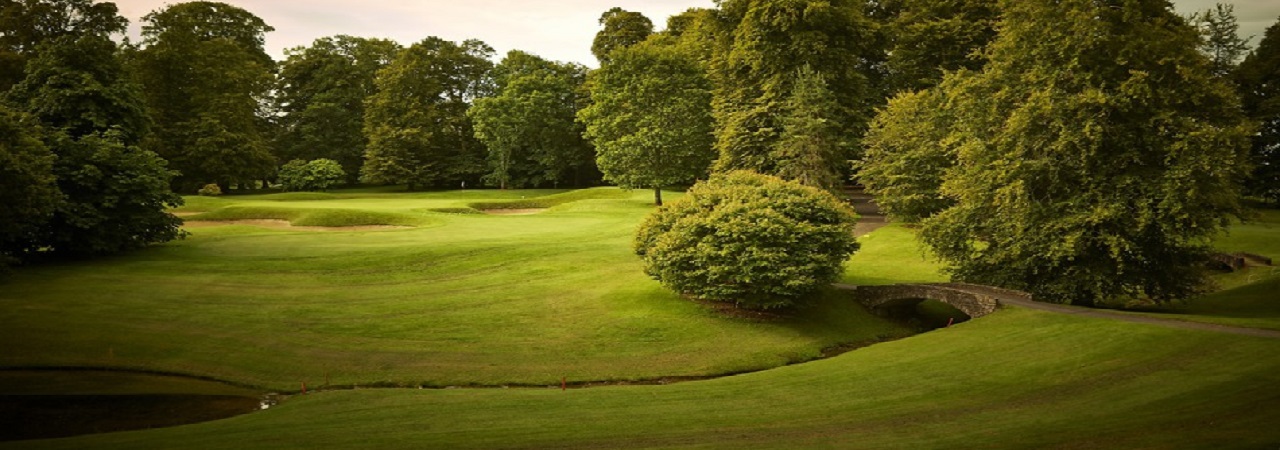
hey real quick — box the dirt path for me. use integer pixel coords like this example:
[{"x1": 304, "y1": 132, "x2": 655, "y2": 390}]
[
  {"x1": 846, "y1": 187, "x2": 887, "y2": 237},
  {"x1": 836, "y1": 282, "x2": 1280, "y2": 339}
]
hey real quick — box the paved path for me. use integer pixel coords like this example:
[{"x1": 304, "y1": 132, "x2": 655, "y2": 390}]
[
  {"x1": 845, "y1": 187, "x2": 887, "y2": 237},
  {"x1": 835, "y1": 281, "x2": 1280, "y2": 339}
]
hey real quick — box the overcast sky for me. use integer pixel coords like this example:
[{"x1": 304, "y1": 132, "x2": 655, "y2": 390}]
[{"x1": 114, "y1": 0, "x2": 1280, "y2": 67}]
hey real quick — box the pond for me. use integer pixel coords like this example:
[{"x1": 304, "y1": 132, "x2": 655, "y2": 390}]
[{"x1": 0, "y1": 369, "x2": 275, "y2": 442}]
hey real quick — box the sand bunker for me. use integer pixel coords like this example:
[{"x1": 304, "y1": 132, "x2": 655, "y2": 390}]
[{"x1": 181, "y1": 219, "x2": 409, "y2": 232}]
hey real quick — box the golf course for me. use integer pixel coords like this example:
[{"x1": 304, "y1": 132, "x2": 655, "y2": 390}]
[{"x1": 2, "y1": 187, "x2": 1278, "y2": 448}]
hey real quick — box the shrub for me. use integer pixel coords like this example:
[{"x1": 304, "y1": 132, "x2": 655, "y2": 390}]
[
  {"x1": 635, "y1": 171, "x2": 859, "y2": 310},
  {"x1": 279, "y1": 159, "x2": 346, "y2": 192},
  {"x1": 197, "y1": 183, "x2": 222, "y2": 196}
]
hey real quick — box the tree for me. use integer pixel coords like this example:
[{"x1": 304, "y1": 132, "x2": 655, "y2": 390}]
[
  {"x1": 277, "y1": 158, "x2": 345, "y2": 192},
  {"x1": 0, "y1": 106, "x2": 57, "y2": 270},
  {"x1": 710, "y1": 0, "x2": 880, "y2": 181},
  {"x1": 468, "y1": 51, "x2": 595, "y2": 189},
  {"x1": 858, "y1": 87, "x2": 956, "y2": 223},
  {"x1": 0, "y1": 0, "x2": 126, "y2": 91},
  {"x1": 274, "y1": 35, "x2": 401, "y2": 183},
  {"x1": 775, "y1": 65, "x2": 845, "y2": 192},
  {"x1": 577, "y1": 40, "x2": 715, "y2": 206},
  {"x1": 361, "y1": 37, "x2": 494, "y2": 190},
  {"x1": 132, "y1": 1, "x2": 276, "y2": 192},
  {"x1": 634, "y1": 171, "x2": 858, "y2": 310},
  {"x1": 871, "y1": 0, "x2": 1252, "y2": 306},
  {"x1": 881, "y1": 0, "x2": 998, "y2": 94},
  {"x1": 590, "y1": 7, "x2": 653, "y2": 64},
  {"x1": 1190, "y1": 3, "x2": 1252, "y2": 78},
  {"x1": 4, "y1": 13, "x2": 183, "y2": 260},
  {"x1": 1235, "y1": 17, "x2": 1280, "y2": 204}
]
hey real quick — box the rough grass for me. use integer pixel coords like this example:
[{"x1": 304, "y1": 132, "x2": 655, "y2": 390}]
[
  {"x1": 186, "y1": 206, "x2": 431, "y2": 227},
  {"x1": 466, "y1": 186, "x2": 635, "y2": 210}
]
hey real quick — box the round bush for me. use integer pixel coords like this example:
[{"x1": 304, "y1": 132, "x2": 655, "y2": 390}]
[
  {"x1": 279, "y1": 158, "x2": 346, "y2": 192},
  {"x1": 635, "y1": 171, "x2": 859, "y2": 310}
]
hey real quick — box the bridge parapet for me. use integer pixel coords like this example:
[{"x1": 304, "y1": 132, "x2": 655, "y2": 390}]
[{"x1": 850, "y1": 283, "x2": 1009, "y2": 318}]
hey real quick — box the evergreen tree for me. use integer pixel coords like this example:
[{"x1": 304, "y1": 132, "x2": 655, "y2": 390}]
[
  {"x1": 775, "y1": 65, "x2": 844, "y2": 192},
  {"x1": 710, "y1": 0, "x2": 879, "y2": 181},
  {"x1": 0, "y1": 106, "x2": 56, "y2": 270},
  {"x1": 881, "y1": 0, "x2": 998, "y2": 93},
  {"x1": 1190, "y1": 3, "x2": 1252, "y2": 78}
]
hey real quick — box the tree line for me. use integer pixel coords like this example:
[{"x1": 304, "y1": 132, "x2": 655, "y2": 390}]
[{"x1": 2, "y1": 0, "x2": 1279, "y2": 307}]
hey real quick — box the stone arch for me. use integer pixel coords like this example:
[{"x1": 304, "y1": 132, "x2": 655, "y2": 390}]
[{"x1": 852, "y1": 284, "x2": 1001, "y2": 319}]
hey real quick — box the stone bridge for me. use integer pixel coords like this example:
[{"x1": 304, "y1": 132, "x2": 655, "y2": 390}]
[{"x1": 835, "y1": 283, "x2": 1034, "y2": 319}]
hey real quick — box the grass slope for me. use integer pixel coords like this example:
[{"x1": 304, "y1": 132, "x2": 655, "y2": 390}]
[
  {"x1": 14, "y1": 307, "x2": 1280, "y2": 449},
  {"x1": 0, "y1": 188, "x2": 910, "y2": 390}
]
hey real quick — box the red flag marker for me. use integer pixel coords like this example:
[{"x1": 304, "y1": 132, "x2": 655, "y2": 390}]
[
  {"x1": 301, "y1": 381, "x2": 307, "y2": 394},
  {"x1": 561, "y1": 377, "x2": 566, "y2": 391},
  {"x1": 946, "y1": 317, "x2": 955, "y2": 328}
]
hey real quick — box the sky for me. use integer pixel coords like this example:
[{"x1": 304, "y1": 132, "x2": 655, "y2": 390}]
[{"x1": 113, "y1": 0, "x2": 1280, "y2": 67}]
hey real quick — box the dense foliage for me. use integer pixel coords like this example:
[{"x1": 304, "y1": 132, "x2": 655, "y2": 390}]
[
  {"x1": 361, "y1": 37, "x2": 493, "y2": 190},
  {"x1": 1235, "y1": 17, "x2": 1280, "y2": 204},
  {"x1": 469, "y1": 51, "x2": 596, "y2": 189},
  {"x1": 578, "y1": 40, "x2": 714, "y2": 205},
  {"x1": 635, "y1": 171, "x2": 858, "y2": 310},
  {"x1": 590, "y1": 7, "x2": 653, "y2": 64},
  {"x1": 278, "y1": 159, "x2": 345, "y2": 192},
  {"x1": 274, "y1": 35, "x2": 401, "y2": 182},
  {"x1": 2, "y1": 3, "x2": 182, "y2": 264},
  {"x1": 132, "y1": 1, "x2": 276, "y2": 192},
  {"x1": 0, "y1": 106, "x2": 56, "y2": 269},
  {"x1": 880, "y1": 0, "x2": 998, "y2": 94},
  {"x1": 862, "y1": 0, "x2": 1253, "y2": 306}
]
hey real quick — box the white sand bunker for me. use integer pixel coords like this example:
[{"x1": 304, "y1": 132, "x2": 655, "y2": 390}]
[
  {"x1": 480, "y1": 209, "x2": 546, "y2": 215},
  {"x1": 182, "y1": 219, "x2": 409, "y2": 232}
]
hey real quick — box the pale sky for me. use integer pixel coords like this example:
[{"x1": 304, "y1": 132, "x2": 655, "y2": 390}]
[{"x1": 113, "y1": 0, "x2": 1280, "y2": 67}]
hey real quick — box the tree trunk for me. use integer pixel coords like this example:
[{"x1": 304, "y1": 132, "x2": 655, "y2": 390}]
[{"x1": 654, "y1": 187, "x2": 663, "y2": 206}]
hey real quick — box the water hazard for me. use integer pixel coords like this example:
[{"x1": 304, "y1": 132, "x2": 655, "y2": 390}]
[{"x1": 0, "y1": 369, "x2": 275, "y2": 442}]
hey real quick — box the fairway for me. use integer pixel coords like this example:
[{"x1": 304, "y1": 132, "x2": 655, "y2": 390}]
[{"x1": 2, "y1": 188, "x2": 1278, "y2": 448}]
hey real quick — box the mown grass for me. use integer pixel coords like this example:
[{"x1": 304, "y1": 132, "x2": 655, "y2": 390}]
[
  {"x1": 17, "y1": 307, "x2": 1280, "y2": 449},
  {"x1": 0, "y1": 188, "x2": 909, "y2": 391},
  {"x1": 5, "y1": 189, "x2": 1280, "y2": 448}
]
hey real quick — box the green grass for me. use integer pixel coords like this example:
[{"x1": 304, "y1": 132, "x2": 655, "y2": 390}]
[
  {"x1": 15, "y1": 307, "x2": 1279, "y2": 449},
  {"x1": 0, "y1": 188, "x2": 909, "y2": 391},
  {"x1": 842, "y1": 223, "x2": 947, "y2": 285},
  {"x1": 5, "y1": 189, "x2": 1280, "y2": 448}
]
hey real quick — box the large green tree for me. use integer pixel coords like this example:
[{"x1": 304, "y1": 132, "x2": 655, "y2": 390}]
[
  {"x1": 4, "y1": 20, "x2": 183, "y2": 259},
  {"x1": 578, "y1": 40, "x2": 715, "y2": 206},
  {"x1": 880, "y1": 0, "x2": 998, "y2": 94},
  {"x1": 132, "y1": 1, "x2": 276, "y2": 192},
  {"x1": 865, "y1": 0, "x2": 1252, "y2": 306},
  {"x1": 468, "y1": 50, "x2": 594, "y2": 189},
  {"x1": 590, "y1": 7, "x2": 653, "y2": 64},
  {"x1": 274, "y1": 35, "x2": 401, "y2": 183},
  {"x1": 1235, "y1": 17, "x2": 1280, "y2": 204},
  {"x1": 0, "y1": 0, "x2": 125, "y2": 91},
  {"x1": 709, "y1": 0, "x2": 879, "y2": 181},
  {"x1": 361, "y1": 37, "x2": 493, "y2": 190},
  {"x1": 0, "y1": 106, "x2": 57, "y2": 269}
]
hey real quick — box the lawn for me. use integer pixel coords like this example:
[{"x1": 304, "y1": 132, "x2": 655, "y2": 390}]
[
  {"x1": 0, "y1": 188, "x2": 912, "y2": 390},
  {"x1": 3, "y1": 188, "x2": 1279, "y2": 448}
]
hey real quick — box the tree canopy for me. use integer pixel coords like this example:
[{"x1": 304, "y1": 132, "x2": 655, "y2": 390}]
[
  {"x1": 591, "y1": 7, "x2": 653, "y2": 64},
  {"x1": 274, "y1": 35, "x2": 401, "y2": 183},
  {"x1": 862, "y1": 0, "x2": 1252, "y2": 306},
  {"x1": 1235, "y1": 16, "x2": 1280, "y2": 204},
  {"x1": 132, "y1": 1, "x2": 276, "y2": 191},
  {"x1": 578, "y1": 40, "x2": 715, "y2": 205},
  {"x1": 361, "y1": 37, "x2": 494, "y2": 190},
  {"x1": 469, "y1": 51, "x2": 595, "y2": 189}
]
